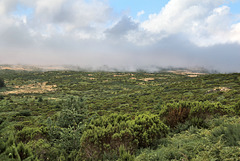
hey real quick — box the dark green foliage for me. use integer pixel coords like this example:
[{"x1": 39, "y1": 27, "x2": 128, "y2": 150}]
[
  {"x1": 17, "y1": 110, "x2": 32, "y2": 116},
  {"x1": 188, "y1": 117, "x2": 208, "y2": 128},
  {"x1": 6, "y1": 134, "x2": 15, "y2": 147},
  {"x1": 45, "y1": 97, "x2": 87, "y2": 160},
  {"x1": 0, "y1": 117, "x2": 6, "y2": 125},
  {"x1": 0, "y1": 139, "x2": 6, "y2": 153},
  {"x1": 17, "y1": 142, "x2": 33, "y2": 160},
  {"x1": 38, "y1": 97, "x2": 43, "y2": 102},
  {"x1": 58, "y1": 126, "x2": 82, "y2": 153},
  {"x1": 118, "y1": 145, "x2": 135, "y2": 161},
  {"x1": 57, "y1": 109, "x2": 83, "y2": 128},
  {"x1": 0, "y1": 95, "x2": 4, "y2": 100},
  {"x1": 172, "y1": 117, "x2": 208, "y2": 134},
  {"x1": 233, "y1": 100, "x2": 240, "y2": 114},
  {"x1": 57, "y1": 97, "x2": 86, "y2": 128},
  {"x1": 0, "y1": 78, "x2": 5, "y2": 87}
]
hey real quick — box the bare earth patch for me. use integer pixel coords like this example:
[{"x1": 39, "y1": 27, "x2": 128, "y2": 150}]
[
  {"x1": 129, "y1": 77, "x2": 137, "y2": 80},
  {"x1": 208, "y1": 87, "x2": 231, "y2": 93},
  {"x1": 0, "y1": 66, "x2": 28, "y2": 71},
  {"x1": 113, "y1": 74, "x2": 128, "y2": 77},
  {"x1": 2, "y1": 82, "x2": 57, "y2": 95},
  {"x1": 188, "y1": 75, "x2": 198, "y2": 77},
  {"x1": 140, "y1": 78, "x2": 155, "y2": 81},
  {"x1": 114, "y1": 74, "x2": 134, "y2": 77},
  {"x1": 168, "y1": 70, "x2": 206, "y2": 77}
]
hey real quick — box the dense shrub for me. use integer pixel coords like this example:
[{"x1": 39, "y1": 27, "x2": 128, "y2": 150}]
[
  {"x1": 161, "y1": 101, "x2": 231, "y2": 128},
  {"x1": 46, "y1": 97, "x2": 87, "y2": 160},
  {"x1": 233, "y1": 101, "x2": 240, "y2": 114},
  {"x1": 211, "y1": 123, "x2": 240, "y2": 146},
  {"x1": 79, "y1": 113, "x2": 168, "y2": 160},
  {"x1": 57, "y1": 96, "x2": 86, "y2": 128}
]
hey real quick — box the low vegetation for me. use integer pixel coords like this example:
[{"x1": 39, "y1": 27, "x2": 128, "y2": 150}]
[{"x1": 0, "y1": 68, "x2": 240, "y2": 160}]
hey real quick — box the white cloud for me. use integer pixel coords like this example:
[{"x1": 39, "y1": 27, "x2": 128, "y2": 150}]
[
  {"x1": 137, "y1": 10, "x2": 145, "y2": 17},
  {"x1": 230, "y1": 23, "x2": 240, "y2": 43},
  {"x1": 0, "y1": 0, "x2": 112, "y2": 40},
  {"x1": 141, "y1": 0, "x2": 222, "y2": 33},
  {"x1": 140, "y1": 0, "x2": 240, "y2": 46}
]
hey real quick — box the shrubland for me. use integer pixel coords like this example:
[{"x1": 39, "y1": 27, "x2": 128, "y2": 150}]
[{"x1": 0, "y1": 69, "x2": 240, "y2": 160}]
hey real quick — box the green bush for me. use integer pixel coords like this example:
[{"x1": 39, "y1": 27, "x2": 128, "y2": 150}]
[
  {"x1": 211, "y1": 123, "x2": 240, "y2": 146},
  {"x1": 80, "y1": 113, "x2": 168, "y2": 160},
  {"x1": 233, "y1": 101, "x2": 240, "y2": 114},
  {"x1": 58, "y1": 126, "x2": 82, "y2": 153},
  {"x1": 57, "y1": 96, "x2": 87, "y2": 128},
  {"x1": 57, "y1": 109, "x2": 84, "y2": 128}
]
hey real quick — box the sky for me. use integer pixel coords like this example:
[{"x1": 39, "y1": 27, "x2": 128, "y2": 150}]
[{"x1": 0, "y1": 0, "x2": 240, "y2": 72}]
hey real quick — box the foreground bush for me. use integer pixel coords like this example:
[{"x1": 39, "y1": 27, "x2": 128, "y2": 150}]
[{"x1": 79, "y1": 113, "x2": 168, "y2": 160}]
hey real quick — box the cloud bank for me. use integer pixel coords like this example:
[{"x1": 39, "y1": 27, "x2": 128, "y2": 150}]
[{"x1": 0, "y1": 0, "x2": 240, "y2": 72}]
